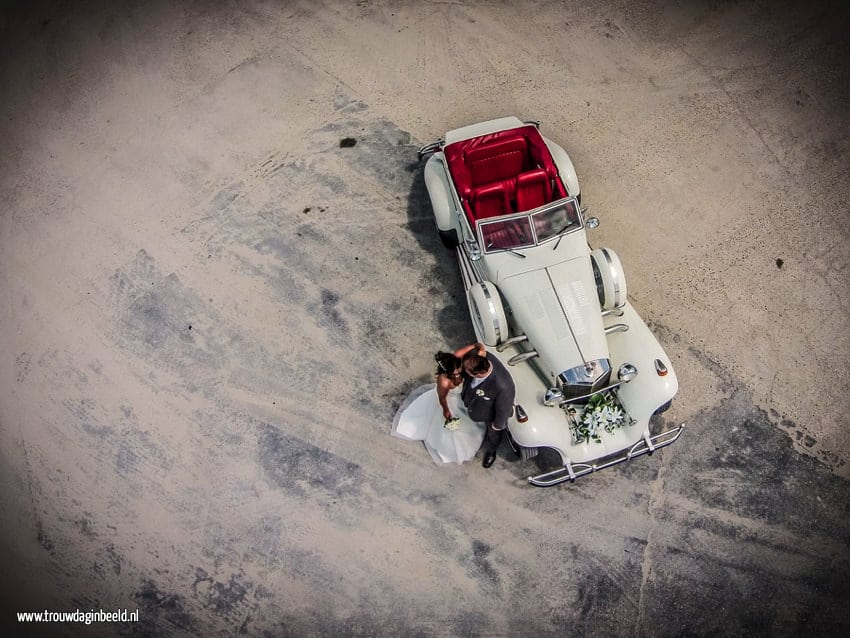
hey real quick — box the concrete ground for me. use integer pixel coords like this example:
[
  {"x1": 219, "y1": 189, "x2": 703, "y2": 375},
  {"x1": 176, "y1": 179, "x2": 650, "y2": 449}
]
[{"x1": 2, "y1": 1, "x2": 849, "y2": 636}]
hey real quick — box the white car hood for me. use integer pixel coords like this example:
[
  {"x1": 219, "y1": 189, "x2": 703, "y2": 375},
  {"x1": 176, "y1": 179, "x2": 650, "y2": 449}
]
[{"x1": 498, "y1": 256, "x2": 609, "y2": 376}]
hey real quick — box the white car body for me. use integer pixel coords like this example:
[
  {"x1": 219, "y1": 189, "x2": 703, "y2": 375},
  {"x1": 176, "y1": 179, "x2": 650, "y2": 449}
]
[{"x1": 418, "y1": 117, "x2": 684, "y2": 486}]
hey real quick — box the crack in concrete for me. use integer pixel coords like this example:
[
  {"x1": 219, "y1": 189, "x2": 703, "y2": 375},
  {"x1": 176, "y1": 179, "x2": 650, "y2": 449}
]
[{"x1": 635, "y1": 447, "x2": 669, "y2": 637}]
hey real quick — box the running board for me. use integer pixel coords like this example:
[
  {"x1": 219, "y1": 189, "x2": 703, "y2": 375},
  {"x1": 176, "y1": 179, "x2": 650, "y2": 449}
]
[{"x1": 527, "y1": 424, "x2": 685, "y2": 487}]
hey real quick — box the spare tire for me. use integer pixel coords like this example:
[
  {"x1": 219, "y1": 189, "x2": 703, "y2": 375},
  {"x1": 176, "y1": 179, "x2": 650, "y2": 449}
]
[
  {"x1": 468, "y1": 281, "x2": 508, "y2": 347},
  {"x1": 590, "y1": 248, "x2": 628, "y2": 310}
]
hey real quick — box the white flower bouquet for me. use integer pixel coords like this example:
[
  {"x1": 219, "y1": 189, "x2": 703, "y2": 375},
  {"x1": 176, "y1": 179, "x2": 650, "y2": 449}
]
[
  {"x1": 444, "y1": 417, "x2": 461, "y2": 431},
  {"x1": 571, "y1": 393, "x2": 625, "y2": 444}
]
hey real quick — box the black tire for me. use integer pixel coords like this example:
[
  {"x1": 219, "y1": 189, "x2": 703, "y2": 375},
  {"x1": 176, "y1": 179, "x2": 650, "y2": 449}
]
[
  {"x1": 506, "y1": 430, "x2": 539, "y2": 460},
  {"x1": 653, "y1": 400, "x2": 672, "y2": 415},
  {"x1": 506, "y1": 430, "x2": 521, "y2": 458},
  {"x1": 438, "y1": 228, "x2": 460, "y2": 249}
]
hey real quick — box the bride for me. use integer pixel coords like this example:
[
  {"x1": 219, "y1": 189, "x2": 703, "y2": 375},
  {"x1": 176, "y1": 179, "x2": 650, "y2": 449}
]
[{"x1": 392, "y1": 343, "x2": 487, "y2": 464}]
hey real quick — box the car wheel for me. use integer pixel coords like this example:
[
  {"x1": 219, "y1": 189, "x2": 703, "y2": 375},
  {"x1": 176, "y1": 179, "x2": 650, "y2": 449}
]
[
  {"x1": 438, "y1": 228, "x2": 460, "y2": 249},
  {"x1": 519, "y1": 446, "x2": 539, "y2": 460},
  {"x1": 653, "y1": 400, "x2": 672, "y2": 415},
  {"x1": 506, "y1": 430, "x2": 539, "y2": 460}
]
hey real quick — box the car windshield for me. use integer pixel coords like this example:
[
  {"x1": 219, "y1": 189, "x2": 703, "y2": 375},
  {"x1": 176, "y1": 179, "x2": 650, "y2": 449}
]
[
  {"x1": 480, "y1": 217, "x2": 535, "y2": 251},
  {"x1": 479, "y1": 198, "x2": 581, "y2": 253}
]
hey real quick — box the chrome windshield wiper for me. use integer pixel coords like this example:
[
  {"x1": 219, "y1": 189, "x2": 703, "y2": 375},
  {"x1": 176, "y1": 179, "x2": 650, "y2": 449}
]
[
  {"x1": 552, "y1": 222, "x2": 576, "y2": 250},
  {"x1": 487, "y1": 242, "x2": 526, "y2": 258}
]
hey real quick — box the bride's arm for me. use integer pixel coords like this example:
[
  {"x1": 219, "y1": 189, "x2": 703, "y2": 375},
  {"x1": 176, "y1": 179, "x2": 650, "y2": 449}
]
[
  {"x1": 435, "y1": 374, "x2": 453, "y2": 420},
  {"x1": 453, "y1": 341, "x2": 486, "y2": 359}
]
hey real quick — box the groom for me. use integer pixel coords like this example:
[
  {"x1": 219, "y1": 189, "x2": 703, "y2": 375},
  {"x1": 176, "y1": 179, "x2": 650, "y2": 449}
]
[{"x1": 460, "y1": 349, "x2": 516, "y2": 468}]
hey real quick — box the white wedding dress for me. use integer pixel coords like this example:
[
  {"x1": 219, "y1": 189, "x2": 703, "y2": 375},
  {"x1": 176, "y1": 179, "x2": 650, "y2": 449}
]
[{"x1": 392, "y1": 384, "x2": 485, "y2": 464}]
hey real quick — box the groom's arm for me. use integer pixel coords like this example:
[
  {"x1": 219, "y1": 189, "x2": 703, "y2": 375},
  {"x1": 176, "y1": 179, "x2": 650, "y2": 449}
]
[{"x1": 492, "y1": 377, "x2": 516, "y2": 430}]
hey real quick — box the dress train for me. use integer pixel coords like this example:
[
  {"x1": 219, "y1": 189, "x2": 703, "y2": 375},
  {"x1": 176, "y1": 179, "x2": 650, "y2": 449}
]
[{"x1": 392, "y1": 384, "x2": 485, "y2": 465}]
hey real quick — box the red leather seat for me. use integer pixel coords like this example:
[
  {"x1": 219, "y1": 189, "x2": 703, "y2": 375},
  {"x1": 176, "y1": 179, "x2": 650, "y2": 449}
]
[
  {"x1": 466, "y1": 137, "x2": 528, "y2": 186},
  {"x1": 473, "y1": 183, "x2": 511, "y2": 219},
  {"x1": 516, "y1": 169, "x2": 552, "y2": 211}
]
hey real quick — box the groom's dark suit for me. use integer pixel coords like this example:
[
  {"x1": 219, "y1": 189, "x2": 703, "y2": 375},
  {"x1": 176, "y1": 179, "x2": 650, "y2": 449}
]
[{"x1": 461, "y1": 355, "x2": 516, "y2": 450}]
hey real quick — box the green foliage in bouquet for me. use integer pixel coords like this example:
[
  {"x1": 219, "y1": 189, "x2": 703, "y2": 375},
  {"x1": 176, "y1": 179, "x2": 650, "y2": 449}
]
[{"x1": 570, "y1": 392, "x2": 625, "y2": 444}]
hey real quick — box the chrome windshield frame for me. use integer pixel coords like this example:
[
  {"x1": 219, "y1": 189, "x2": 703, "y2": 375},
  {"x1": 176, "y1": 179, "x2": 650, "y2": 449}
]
[{"x1": 477, "y1": 196, "x2": 583, "y2": 255}]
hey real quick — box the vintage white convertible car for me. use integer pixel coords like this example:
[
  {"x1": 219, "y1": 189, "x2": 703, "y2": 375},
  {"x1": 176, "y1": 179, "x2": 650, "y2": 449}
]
[{"x1": 418, "y1": 117, "x2": 684, "y2": 486}]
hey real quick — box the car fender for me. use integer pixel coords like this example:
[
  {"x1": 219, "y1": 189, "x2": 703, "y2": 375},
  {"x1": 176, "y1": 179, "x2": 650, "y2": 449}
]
[
  {"x1": 506, "y1": 392, "x2": 648, "y2": 465},
  {"x1": 424, "y1": 154, "x2": 456, "y2": 233},
  {"x1": 543, "y1": 137, "x2": 581, "y2": 199},
  {"x1": 604, "y1": 302, "x2": 679, "y2": 422},
  {"x1": 509, "y1": 414, "x2": 574, "y2": 456}
]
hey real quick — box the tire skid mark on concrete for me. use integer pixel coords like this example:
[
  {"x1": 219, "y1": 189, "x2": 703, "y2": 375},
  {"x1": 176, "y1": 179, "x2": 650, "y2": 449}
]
[{"x1": 635, "y1": 351, "x2": 850, "y2": 636}]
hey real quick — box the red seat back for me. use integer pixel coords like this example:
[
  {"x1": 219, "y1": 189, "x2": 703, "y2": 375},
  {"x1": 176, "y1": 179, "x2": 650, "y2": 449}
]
[
  {"x1": 516, "y1": 169, "x2": 552, "y2": 211},
  {"x1": 473, "y1": 183, "x2": 511, "y2": 219},
  {"x1": 466, "y1": 138, "x2": 528, "y2": 186}
]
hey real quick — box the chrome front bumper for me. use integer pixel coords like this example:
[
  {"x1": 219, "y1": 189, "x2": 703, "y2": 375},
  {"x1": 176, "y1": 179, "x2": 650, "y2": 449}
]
[{"x1": 527, "y1": 424, "x2": 686, "y2": 487}]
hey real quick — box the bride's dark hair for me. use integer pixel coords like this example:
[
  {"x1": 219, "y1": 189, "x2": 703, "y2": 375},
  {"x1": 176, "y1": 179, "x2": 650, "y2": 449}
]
[{"x1": 434, "y1": 351, "x2": 462, "y2": 377}]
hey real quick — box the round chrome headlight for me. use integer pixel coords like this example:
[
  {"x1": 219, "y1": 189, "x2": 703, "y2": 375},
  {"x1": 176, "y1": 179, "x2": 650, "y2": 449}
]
[{"x1": 618, "y1": 363, "x2": 638, "y2": 382}]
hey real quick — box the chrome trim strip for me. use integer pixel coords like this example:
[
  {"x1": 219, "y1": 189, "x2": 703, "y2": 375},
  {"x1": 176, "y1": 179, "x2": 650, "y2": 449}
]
[{"x1": 456, "y1": 244, "x2": 480, "y2": 291}]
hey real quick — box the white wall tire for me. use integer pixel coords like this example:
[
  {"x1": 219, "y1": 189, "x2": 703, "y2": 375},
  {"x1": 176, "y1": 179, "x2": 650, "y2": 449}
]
[
  {"x1": 590, "y1": 248, "x2": 628, "y2": 310},
  {"x1": 468, "y1": 281, "x2": 508, "y2": 347}
]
